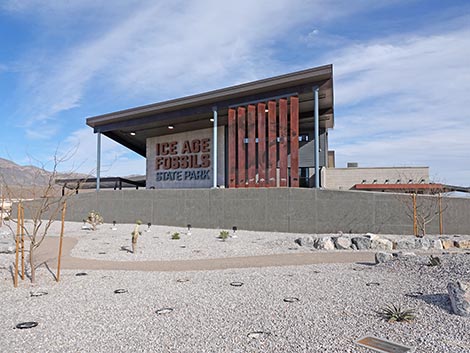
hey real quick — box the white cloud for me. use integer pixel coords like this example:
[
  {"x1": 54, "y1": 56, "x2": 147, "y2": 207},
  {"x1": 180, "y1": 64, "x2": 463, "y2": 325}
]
[{"x1": 326, "y1": 26, "x2": 470, "y2": 185}]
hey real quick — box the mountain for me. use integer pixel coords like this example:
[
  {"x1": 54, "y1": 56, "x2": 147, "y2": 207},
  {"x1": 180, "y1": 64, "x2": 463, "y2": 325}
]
[{"x1": 0, "y1": 157, "x2": 87, "y2": 199}]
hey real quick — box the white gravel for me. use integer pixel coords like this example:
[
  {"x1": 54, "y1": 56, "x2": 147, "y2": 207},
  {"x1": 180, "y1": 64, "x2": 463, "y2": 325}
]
[
  {"x1": 1, "y1": 221, "x2": 470, "y2": 352},
  {"x1": 1, "y1": 253, "x2": 469, "y2": 352}
]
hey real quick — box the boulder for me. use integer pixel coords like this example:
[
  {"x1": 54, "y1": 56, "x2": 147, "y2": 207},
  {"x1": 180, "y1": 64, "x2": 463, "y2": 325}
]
[
  {"x1": 375, "y1": 252, "x2": 393, "y2": 264},
  {"x1": 364, "y1": 232, "x2": 379, "y2": 241},
  {"x1": 455, "y1": 240, "x2": 470, "y2": 249},
  {"x1": 447, "y1": 281, "x2": 470, "y2": 317},
  {"x1": 394, "y1": 239, "x2": 416, "y2": 250},
  {"x1": 429, "y1": 239, "x2": 443, "y2": 250},
  {"x1": 415, "y1": 238, "x2": 431, "y2": 250},
  {"x1": 314, "y1": 237, "x2": 335, "y2": 250},
  {"x1": 370, "y1": 238, "x2": 393, "y2": 251},
  {"x1": 351, "y1": 237, "x2": 371, "y2": 250},
  {"x1": 441, "y1": 239, "x2": 455, "y2": 249},
  {"x1": 334, "y1": 237, "x2": 352, "y2": 250},
  {"x1": 294, "y1": 236, "x2": 315, "y2": 248}
]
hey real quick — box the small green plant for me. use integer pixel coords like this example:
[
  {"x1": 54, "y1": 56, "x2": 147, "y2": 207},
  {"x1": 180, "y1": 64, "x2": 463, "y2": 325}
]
[
  {"x1": 171, "y1": 232, "x2": 180, "y2": 240},
  {"x1": 427, "y1": 255, "x2": 441, "y2": 267},
  {"x1": 379, "y1": 304, "x2": 416, "y2": 322},
  {"x1": 86, "y1": 210, "x2": 103, "y2": 231},
  {"x1": 131, "y1": 220, "x2": 142, "y2": 253},
  {"x1": 219, "y1": 230, "x2": 229, "y2": 241}
]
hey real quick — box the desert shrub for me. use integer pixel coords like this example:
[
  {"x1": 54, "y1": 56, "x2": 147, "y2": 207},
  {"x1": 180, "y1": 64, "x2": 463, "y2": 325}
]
[
  {"x1": 219, "y1": 230, "x2": 229, "y2": 241},
  {"x1": 171, "y1": 232, "x2": 180, "y2": 240},
  {"x1": 379, "y1": 303, "x2": 415, "y2": 322},
  {"x1": 86, "y1": 210, "x2": 103, "y2": 231}
]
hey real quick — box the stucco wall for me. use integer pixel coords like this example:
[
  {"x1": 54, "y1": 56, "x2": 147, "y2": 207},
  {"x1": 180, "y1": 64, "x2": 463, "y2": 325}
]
[
  {"x1": 322, "y1": 167, "x2": 430, "y2": 190},
  {"x1": 19, "y1": 188, "x2": 470, "y2": 235}
]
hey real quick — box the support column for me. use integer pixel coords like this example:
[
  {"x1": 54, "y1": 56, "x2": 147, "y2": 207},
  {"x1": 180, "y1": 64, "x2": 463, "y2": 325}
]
[
  {"x1": 290, "y1": 96, "x2": 299, "y2": 187},
  {"x1": 237, "y1": 107, "x2": 246, "y2": 187},
  {"x1": 247, "y1": 105, "x2": 256, "y2": 187},
  {"x1": 96, "y1": 132, "x2": 101, "y2": 192},
  {"x1": 279, "y1": 98, "x2": 288, "y2": 187},
  {"x1": 314, "y1": 87, "x2": 320, "y2": 188},
  {"x1": 212, "y1": 106, "x2": 218, "y2": 188},
  {"x1": 257, "y1": 103, "x2": 266, "y2": 187},
  {"x1": 228, "y1": 108, "x2": 237, "y2": 188},
  {"x1": 267, "y1": 101, "x2": 277, "y2": 187}
]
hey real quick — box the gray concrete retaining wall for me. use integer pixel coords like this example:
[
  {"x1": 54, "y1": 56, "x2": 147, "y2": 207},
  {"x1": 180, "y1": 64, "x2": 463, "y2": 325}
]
[{"x1": 18, "y1": 189, "x2": 470, "y2": 235}]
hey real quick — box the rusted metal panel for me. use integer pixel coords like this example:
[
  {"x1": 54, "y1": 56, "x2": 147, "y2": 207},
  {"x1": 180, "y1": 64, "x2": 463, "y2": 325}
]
[
  {"x1": 237, "y1": 107, "x2": 246, "y2": 187},
  {"x1": 228, "y1": 108, "x2": 237, "y2": 188},
  {"x1": 247, "y1": 105, "x2": 256, "y2": 187},
  {"x1": 257, "y1": 103, "x2": 266, "y2": 187},
  {"x1": 267, "y1": 101, "x2": 277, "y2": 187},
  {"x1": 290, "y1": 96, "x2": 299, "y2": 187},
  {"x1": 355, "y1": 336, "x2": 415, "y2": 353},
  {"x1": 279, "y1": 98, "x2": 288, "y2": 187}
]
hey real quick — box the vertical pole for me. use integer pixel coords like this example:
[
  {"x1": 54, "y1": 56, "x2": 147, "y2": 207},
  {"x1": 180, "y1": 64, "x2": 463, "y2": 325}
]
[
  {"x1": 56, "y1": 202, "x2": 66, "y2": 282},
  {"x1": 20, "y1": 204, "x2": 25, "y2": 280},
  {"x1": 212, "y1": 106, "x2": 218, "y2": 188},
  {"x1": 412, "y1": 193, "x2": 417, "y2": 236},
  {"x1": 96, "y1": 132, "x2": 101, "y2": 192},
  {"x1": 14, "y1": 203, "x2": 20, "y2": 288},
  {"x1": 439, "y1": 193, "x2": 443, "y2": 235},
  {"x1": 314, "y1": 87, "x2": 320, "y2": 188}
]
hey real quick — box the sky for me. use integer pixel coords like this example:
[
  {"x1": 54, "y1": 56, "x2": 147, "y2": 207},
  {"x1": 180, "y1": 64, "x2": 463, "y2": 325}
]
[{"x1": 0, "y1": 0, "x2": 469, "y2": 186}]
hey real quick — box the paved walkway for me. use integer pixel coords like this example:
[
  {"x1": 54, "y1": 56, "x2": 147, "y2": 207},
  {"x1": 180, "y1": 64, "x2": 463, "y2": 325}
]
[{"x1": 36, "y1": 237, "x2": 376, "y2": 272}]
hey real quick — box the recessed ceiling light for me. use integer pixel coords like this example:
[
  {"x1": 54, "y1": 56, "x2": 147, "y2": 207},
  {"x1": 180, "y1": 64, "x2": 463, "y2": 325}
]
[
  {"x1": 168, "y1": 125, "x2": 174, "y2": 129},
  {"x1": 130, "y1": 132, "x2": 136, "y2": 136}
]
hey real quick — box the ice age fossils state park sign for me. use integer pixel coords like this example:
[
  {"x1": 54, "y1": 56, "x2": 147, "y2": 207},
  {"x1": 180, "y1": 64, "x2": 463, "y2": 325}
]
[{"x1": 146, "y1": 128, "x2": 224, "y2": 189}]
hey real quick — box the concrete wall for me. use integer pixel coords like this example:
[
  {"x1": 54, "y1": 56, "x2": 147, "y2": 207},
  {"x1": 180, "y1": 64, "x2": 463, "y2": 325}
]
[
  {"x1": 19, "y1": 188, "x2": 470, "y2": 235},
  {"x1": 322, "y1": 167, "x2": 430, "y2": 190}
]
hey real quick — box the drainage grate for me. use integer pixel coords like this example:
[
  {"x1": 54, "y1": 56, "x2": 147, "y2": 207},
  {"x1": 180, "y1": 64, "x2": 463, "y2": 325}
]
[{"x1": 355, "y1": 336, "x2": 415, "y2": 353}]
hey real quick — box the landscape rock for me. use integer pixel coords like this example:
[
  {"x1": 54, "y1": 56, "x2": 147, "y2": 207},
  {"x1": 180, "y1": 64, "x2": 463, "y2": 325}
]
[
  {"x1": 375, "y1": 252, "x2": 393, "y2": 264},
  {"x1": 429, "y1": 239, "x2": 443, "y2": 250},
  {"x1": 441, "y1": 239, "x2": 455, "y2": 249},
  {"x1": 415, "y1": 238, "x2": 431, "y2": 250},
  {"x1": 333, "y1": 237, "x2": 352, "y2": 250},
  {"x1": 447, "y1": 281, "x2": 470, "y2": 317},
  {"x1": 370, "y1": 238, "x2": 393, "y2": 251},
  {"x1": 294, "y1": 236, "x2": 315, "y2": 248},
  {"x1": 394, "y1": 251, "x2": 416, "y2": 258},
  {"x1": 314, "y1": 237, "x2": 335, "y2": 250},
  {"x1": 394, "y1": 239, "x2": 416, "y2": 250},
  {"x1": 455, "y1": 240, "x2": 470, "y2": 249},
  {"x1": 364, "y1": 233, "x2": 379, "y2": 241},
  {"x1": 351, "y1": 237, "x2": 371, "y2": 250}
]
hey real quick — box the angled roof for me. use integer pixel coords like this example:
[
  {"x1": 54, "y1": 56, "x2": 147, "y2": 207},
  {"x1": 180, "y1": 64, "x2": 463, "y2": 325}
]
[{"x1": 87, "y1": 64, "x2": 334, "y2": 156}]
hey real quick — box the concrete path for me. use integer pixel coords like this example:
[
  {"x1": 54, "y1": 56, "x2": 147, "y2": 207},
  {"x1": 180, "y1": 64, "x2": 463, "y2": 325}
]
[{"x1": 36, "y1": 237, "x2": 376, "y2": 272}]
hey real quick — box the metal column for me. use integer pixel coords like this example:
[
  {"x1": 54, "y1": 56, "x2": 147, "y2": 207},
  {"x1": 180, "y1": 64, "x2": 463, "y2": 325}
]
[
  {"x1": 314, "y1": 87, "x2": 320, "y2": 188},
  {"x1": 96, "y1": 132, "x2": 101, "y2": 192},
  {"x1": 212, "y1": 106, "x2": 218, "y2": 188}
]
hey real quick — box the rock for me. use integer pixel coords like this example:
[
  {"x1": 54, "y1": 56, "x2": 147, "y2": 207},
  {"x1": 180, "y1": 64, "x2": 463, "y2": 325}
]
[
  {"x1": 429, "y1": 239, "x2": 443, "y2": 250},
  {"x1": 415, "y1": 238, "x2": 431, "y2": 250},
  {"x1": 333, "y1": 237, "x2": 352, "y2": 250},
  {"x1": 314, "y1": 237, "x2": 335, "y2": 250},
  {"x1": 370, "y1": 238, "x2": 393, "y2": 251},
  {"x1": 375, "y1": 252, "x2": 393, "y2": 264},
  {"x1": 455, "y1": 240, "x2": 470, "y2": 249},
  {"x1": 364, "y1": 233, "x2": 379, "y2": 241},
  {"x1": 351, "y1": 243, "x2": 358, "y2": 250},
  {"x1": 441, "y1": 239, "x2": 455, "y2": 249},
  {"x1": 394, "y1": 239, "x2": 416, "y2": 250},
  {"x1": 294, "y1": 236, "x2": 315, "y2": 248},
  {"x1": 351, "y1": 237, "x2": 371, "y2": 250},
  {"x1": 395, "y1": 251, "x2": 416, "y2": 257},
  {"x1": 447, "y1": 281, "x2": 470, "y2": 317}
]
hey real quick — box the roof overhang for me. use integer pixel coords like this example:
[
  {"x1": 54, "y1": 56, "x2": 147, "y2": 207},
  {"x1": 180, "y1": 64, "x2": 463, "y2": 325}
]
[{"x1": 86, "y1": 64, "x2": 334, "y2": 157}]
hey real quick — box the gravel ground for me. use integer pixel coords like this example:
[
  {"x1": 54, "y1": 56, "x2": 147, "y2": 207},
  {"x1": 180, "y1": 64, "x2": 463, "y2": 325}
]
[{"x1": 1, "y1": 253, "x2": 469, "y2": 352}]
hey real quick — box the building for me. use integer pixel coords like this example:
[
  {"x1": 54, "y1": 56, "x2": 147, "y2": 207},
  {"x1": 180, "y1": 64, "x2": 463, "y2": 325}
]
[{"x1": 87, "y1": 65, "x2": 334, "y2": 189}]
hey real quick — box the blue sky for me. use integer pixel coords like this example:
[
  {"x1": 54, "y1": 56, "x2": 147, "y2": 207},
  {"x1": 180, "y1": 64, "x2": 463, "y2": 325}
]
[{"x1": 0, "y1": 0, "x2": 469, "y2": 185}]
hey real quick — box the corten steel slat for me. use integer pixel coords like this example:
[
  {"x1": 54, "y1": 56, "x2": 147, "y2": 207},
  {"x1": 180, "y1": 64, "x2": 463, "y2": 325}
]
[
  {"x1": 290, "y1": 96, "x2": 299, "y2": 187},
  {"x1": 237, "y1": 107, "x2": 247, "y2": 187},
  {"x1": 228, "y1": 108, "x2": 237, "y2": 188},
  {"x1": 247, "y1": 105, "x2": 256, "y2": 187},
  {"x1": 257, "y1": 103, "x2": 266, "y2": 187},
  {"x1": 267, "y1": 101, "x2": 277, "y2": 187},
  {"x1": 279, "y1": 98, "x2": 288, "y2": 187}
]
